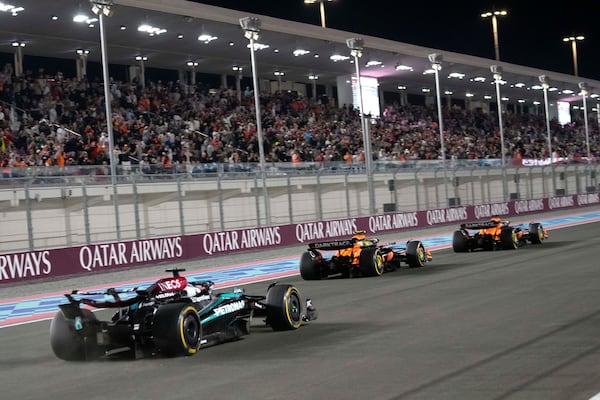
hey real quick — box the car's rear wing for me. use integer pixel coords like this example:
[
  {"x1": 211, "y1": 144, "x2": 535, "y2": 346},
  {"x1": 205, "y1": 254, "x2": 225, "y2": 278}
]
[
  {"x1": 307, "y1": 237, "x2": 380, "y2": 250},
  {"x1": 62, "y1": 287, "x2": 146, "y2": 309},
  {"x1": 308, "y1": 239, "x2": 355, "y2": 250},
  {"x1": 460, "y1": 220, "x2": 508, "y2": 230}
]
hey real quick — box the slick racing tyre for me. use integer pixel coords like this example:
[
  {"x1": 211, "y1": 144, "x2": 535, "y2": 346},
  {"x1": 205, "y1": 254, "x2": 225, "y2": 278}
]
[
  {"x1": 300, "y1": 250, "x2": 323, "y2": 280},
  {"x1": 265, "y1": 284, "x2": 303, "y2": 331},
  {"x1": 452, "y1": 231, "x2": 469, "y2": 253},
  {"x1": 50, "y1": 308, "x2": 101, "y2": 361},
  {"x1": 528, "y1": 223, "x2": 544, "y2": 244},
  {"x1": 153, "y1": 303, "x2": 201, "y2": 357},
  {"x1": 405, "y1": 241, "x2": 427, "y2": 268},
  {"x1": 500, "y1": 227, "x2": 518, "y2": 250},
  {"x1": 358, "y1": 247, "x2": 384, "y2": 277}
]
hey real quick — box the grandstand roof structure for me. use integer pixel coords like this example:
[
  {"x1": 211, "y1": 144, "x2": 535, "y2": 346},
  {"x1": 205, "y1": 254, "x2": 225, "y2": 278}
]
[{"x1": 2, "y1": 0, "x2": 599, "y2": 106}]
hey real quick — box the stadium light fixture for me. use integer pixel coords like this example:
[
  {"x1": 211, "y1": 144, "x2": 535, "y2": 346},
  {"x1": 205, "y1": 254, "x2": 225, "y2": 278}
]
[
  {"x1": 240, "y1": 16, "x2": 270, "y2": 224},
  {"x1": 492, "y1": 64, "x2": 508, "y2": 199},
  {"x1": 563, "y1": 35, "x2": 584, "y2": 76},
  {"x1": 429, "y1": 53, "x2": 446, "y2": 167},
  {"x1": 304, "y1": 0, "x2": 334, "y2": 28},
  {"x1": 347, "y1": 37, "x2": 375, "y2": 214},
  {"x1": 90, "y1": 0, "x2": 120, "y2": 240},
  {"x1": 538, "y1": 75, "x2": 553, "y2": 163},
  {"x1": 481, "y1": 9, "x2": 507, "y2": 61},
  {"x1": 579, "y1": 82, "x2": 591, "y2": 161}
]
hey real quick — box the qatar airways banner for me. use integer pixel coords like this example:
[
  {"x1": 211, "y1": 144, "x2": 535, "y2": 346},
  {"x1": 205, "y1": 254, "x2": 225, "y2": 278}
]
[{"x1": 1, "y1": 193, "x2": 599, "y2": 285}]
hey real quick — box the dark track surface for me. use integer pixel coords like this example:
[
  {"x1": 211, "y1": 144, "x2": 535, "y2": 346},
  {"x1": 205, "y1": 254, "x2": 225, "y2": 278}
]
[{"x1": 2, "y1": 221, "x2": 600, "y2": 400}]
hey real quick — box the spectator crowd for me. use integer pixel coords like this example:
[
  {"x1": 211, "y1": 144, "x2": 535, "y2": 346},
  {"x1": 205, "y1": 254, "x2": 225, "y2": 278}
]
[{"x1": 0, "y1": 64, "x2": 598, "y2": 173}]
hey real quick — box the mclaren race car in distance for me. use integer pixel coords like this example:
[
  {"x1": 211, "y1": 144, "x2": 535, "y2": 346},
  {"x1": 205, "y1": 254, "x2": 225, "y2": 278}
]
[
  {"x1": 50, "y1": 269, "x2": 317, "y2": 360},
  {"x1": 452, "y1": 216, "x2": 548, "y2": 252},
  {"x1": 300, "y1": 230, "x2": 432, "y2": 280}
]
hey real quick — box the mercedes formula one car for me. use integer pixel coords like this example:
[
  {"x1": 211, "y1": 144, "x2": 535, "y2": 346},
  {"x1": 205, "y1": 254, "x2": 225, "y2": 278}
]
[
  {"x1": 452, "y1": 217, "x2": 548, "y2": 252},
  {"x1": 50, "y1": 268, "x2": 317, "y2": 361},
  {"x1": 300, "y1": 230, "x2": 432, "y2": 280}
]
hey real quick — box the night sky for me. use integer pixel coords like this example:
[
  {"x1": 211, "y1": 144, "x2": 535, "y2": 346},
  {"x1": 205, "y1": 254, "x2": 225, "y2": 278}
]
[{"x1": 191, "y1": 0, "x2": 600, "y2": 82}]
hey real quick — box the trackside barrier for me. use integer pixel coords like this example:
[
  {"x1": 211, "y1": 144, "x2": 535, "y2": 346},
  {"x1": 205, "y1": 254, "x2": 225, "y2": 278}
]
[{"x1": 0, "y1": 193, "x2": 598, "y2": 285}]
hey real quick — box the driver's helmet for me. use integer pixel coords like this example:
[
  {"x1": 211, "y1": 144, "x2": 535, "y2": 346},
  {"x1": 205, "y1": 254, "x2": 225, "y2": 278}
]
[
  {"x1": 352, "y1": 229, "x2": 367, "y2": 240},
  {"x1": 490, "y1": 216, "x2": 502, "y2": 224}
]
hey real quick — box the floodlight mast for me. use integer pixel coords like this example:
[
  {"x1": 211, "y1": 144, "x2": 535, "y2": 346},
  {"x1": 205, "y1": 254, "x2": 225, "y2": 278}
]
[
  {"x1": 428, "y1": 53, "x2": 449, "y2": 204},
  {"x1": 90, "y1": 0, "x2": 121, "y2": 241},
  {"x1": 347, "y1": 38, "x2": 375, "y2": 215},
  {"x1": 240, "y1": 17, "x2": 271, "y2": 225},
  {"x1": 539, "y1": 75, "x2": 553, "y2": 164},
  {"x1": 304, "y1": 0, "x2": 334, "y2": 28},
  {"x1": 428, "y1": 53, "x2": 446, "y2": 167},
  {"x1": 579, "y1": 82, "x2": 591, "y2": 162},
  {"x1": 491, "y1": 64, "x2": 508, "y2": 200}
]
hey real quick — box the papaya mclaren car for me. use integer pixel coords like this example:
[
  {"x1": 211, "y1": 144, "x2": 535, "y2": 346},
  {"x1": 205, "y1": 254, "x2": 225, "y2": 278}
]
[
  {"x1": 452, "y1": 218, "x2": 548, "y2": 252},
  {"x1": 300, "y1": 231, "x2": 432, "y2": 280},
  {"x1": 49, "y1": 268, "x2": 317, "y2": 361}
]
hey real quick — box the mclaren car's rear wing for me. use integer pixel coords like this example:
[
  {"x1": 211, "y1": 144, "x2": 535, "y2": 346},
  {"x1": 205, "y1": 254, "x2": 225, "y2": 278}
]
[
  {"x1": 308, "y1": 239, "x2": 355, "y2": 250},
  {"x1": 460, "y1": 220, "x2": 508, "y2": 230},
  {"x1": 307, "y1": 238, "x2": 379, "y2": 250}
]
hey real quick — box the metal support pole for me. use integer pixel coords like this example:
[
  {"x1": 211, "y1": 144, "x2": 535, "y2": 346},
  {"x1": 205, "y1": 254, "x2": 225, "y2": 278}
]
[
  {"x1": 249, "y1": 37, "x2": 271, "y2": 225},
  {"x1": 492, "y1": 65, "x2": 507, "y2": 200},
  {"x1": 349, "y1": 38, "x2": 375, "y2": 215},
  {"x1": 580, "y1": 83, "x2": 591, "y2": 161},
  {"x1": 543, "y1": 86, "x2": 552, "y2": 162},
  {"x1": 97, "y1": 11, "x2": 121, "y2": 242}
]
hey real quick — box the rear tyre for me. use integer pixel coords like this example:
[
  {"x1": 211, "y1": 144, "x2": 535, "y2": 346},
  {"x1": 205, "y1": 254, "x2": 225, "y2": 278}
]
[
  {"x1": 405, "y1": 241, "x2": 426, "y2": 268},
  {"x1": 153, "y1": 303, "x2": 201, "y2": 357},
  {"x1": 500, "y1": 227, "x2": 518, "y2": 250},
  {"x1": 529, "y1": 223, "x2": 544, "y2": 244},
  {"x1": 452, "y1": 231, "x2": 469, "y2": 252},
  {"x1": 358, "y1": 247, "x2": 384, "y2": 277},
  {"x1": 299, "y1": 251, "x2": 323, "y2": 280},
  {"x1": 265, "y1": 285, "x2": 303, "y2": 331},
  {"x1": 50, "y1": 309, "x2": 100, "y2": 361}
]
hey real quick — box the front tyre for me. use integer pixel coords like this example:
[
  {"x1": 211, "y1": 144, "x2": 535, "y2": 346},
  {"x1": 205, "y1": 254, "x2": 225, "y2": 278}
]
[
  {"x1": 405, "y1": 241, "x2": 427, "y2": 268},
  {"x1": 529, "y1": 223, "x2": 544, "y2": 244},
  {"x1": 50, "y1": 308, "x2": 101, "y2": 361},
  {"x1": 265, "y1": 284, "x2": 303, "y2": 331},
  {"x1": 153, "y1": 303, "x2": 201, "y2": 357}
]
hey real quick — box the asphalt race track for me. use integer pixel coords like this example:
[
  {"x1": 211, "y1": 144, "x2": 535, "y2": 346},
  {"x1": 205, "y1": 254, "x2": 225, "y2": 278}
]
[{"x1": 2, "y1": 218, "x2": 600, "y2": 400}]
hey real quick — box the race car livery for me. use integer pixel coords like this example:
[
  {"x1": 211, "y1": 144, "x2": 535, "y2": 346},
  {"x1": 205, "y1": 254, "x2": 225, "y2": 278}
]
[
  {"x1": 300, "y1": 230, "x2": 432, "y2": 280},
  {"x1": 50, "y1": 269, "x2": 317, "y2": 360},
  {"x1": 452, "y1": 217, "x2": 548, "y2": 252}
]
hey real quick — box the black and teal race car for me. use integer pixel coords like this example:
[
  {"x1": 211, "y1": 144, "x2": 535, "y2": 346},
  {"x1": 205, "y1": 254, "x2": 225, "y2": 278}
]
[{"x1": 50, "y1": 269, "x2": 317, "y2": 360}]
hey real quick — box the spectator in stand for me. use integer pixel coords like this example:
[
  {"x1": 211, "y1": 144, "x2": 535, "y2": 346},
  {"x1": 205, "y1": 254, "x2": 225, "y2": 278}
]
[{"x1": 0, "y1": 68, "x2": 598, "y2": 172}]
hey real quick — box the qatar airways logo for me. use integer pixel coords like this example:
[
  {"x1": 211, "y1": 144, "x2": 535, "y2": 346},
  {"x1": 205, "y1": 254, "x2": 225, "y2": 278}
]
[
  {"x1": 426, "y1": 207, "x2": 468, "y2": 225},
  {"x1": 202, "y1": 227, "x2": 281, "y2": 255},
  {"x1": 295, "y1": 219, "x2": 357, "y2": 243},
  {"x1": 369, "y1": 212, "x2": 418, "y2": 233},
  {"x1": 79, "y1": 237, "x2": 183, "y2": 271},
  {"x1": 514, "y1": 199, "x2": 545, "y2": 214},
  {"x1": 474, "y1": 203, "x2": 509, "y2": 219},
  {"x1": 577, "y1": 193, "x2": 600, "y2": 206},
  {"x1": 0, "y1": 251, "x2": 51, "y2": 281},
  {"x1": 548, "y1": 196, "x2": 575, "y2": 210}
]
